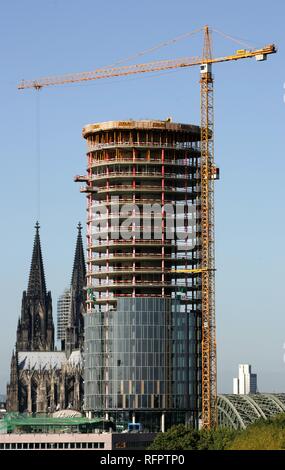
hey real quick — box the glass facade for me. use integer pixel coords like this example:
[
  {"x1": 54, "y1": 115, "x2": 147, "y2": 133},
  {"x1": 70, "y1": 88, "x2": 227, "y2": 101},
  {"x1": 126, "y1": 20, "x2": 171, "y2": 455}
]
[{"x1": 84, "y1": 297, "x2": 200, "y2": 430}]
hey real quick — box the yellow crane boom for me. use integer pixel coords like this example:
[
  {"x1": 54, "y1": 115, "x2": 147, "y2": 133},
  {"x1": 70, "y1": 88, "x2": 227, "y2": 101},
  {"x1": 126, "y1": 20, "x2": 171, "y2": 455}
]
[
  {"x1": 18, "y1": 27, "x2": 277, "y2": 430},
  {"x1": 18, "y1": 44, "x2": 276, "y2": 90},
  {"x1": 171, "y1": 268, "x2": 210, "y2": 274}
]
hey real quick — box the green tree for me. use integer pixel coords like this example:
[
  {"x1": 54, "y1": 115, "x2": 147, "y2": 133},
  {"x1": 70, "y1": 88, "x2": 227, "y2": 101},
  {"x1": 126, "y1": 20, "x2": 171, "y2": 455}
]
[
  {"x1": 148, "y1": 425, "x2": 237, "y2": 450},
  {"x1": 198, "y1": 428, "x2": 238, "y2": 450},
  {"x1": 148, "y1": 425, "x2": 200, "y2": 450}
]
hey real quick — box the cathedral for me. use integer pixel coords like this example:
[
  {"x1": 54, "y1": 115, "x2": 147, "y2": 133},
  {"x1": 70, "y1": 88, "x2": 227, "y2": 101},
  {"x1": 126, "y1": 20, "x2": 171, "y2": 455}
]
[{"x1": 6, "y1": 222, "x2": 86, "y2": 414}]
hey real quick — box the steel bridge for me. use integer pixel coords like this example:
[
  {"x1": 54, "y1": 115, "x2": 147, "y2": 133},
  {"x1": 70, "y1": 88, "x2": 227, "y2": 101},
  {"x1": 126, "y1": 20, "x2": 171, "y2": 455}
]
[{"x1": 218, "y1": 394, "x2": 285, "y2": 430}]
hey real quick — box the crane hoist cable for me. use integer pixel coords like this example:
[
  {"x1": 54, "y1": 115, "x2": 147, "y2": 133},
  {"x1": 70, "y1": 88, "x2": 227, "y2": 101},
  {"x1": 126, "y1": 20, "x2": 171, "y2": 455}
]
[{"x1": 35, "y1": 90, "x2": 41, "y2": 222}]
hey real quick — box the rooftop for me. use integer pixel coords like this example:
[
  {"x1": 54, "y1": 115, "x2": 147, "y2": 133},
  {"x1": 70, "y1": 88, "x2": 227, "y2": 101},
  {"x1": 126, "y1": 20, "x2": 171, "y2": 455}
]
[
  {"x1": 82, "y1": 119, "x2": 201, "y2": 137},
  {"x1": 18, "y1": 352, "x2": 66, "y2": 370},
  {"x1": 18, "y1": 350, "x2": 83, "y2": 370}
]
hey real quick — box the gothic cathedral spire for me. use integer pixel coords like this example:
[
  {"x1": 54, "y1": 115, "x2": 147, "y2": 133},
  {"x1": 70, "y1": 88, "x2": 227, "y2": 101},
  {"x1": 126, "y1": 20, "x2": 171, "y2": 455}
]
[
  {"x1": 65, "y1": 223, "x2": 86, "y2": 357},
  {"x1": 16, "y1": 223, "x2": 54, "y2": 351},
  {"x1": 71, "y1": 222, "x2": 86, "y2": 292},
  {"x1": 27, "y1": 221, "x2": 47, "y2": 298}
]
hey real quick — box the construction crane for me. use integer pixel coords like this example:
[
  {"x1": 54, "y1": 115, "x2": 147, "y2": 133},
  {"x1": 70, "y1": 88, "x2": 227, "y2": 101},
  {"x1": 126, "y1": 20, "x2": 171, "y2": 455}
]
[
  {"x1": 171, "y1": 268, "x2": 211, "y2": 274},
  {"x1": 18, "y1": 26, "x2": 277, "y2": 429}
]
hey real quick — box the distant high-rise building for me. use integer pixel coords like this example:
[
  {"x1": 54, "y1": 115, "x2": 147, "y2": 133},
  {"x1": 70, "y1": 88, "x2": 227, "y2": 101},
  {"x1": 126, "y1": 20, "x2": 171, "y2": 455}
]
[
  {"x1": 233, "y1": 364, "x2": 257, "y2": 395},
  {"x1": 57, "y1": 288, "x2": 71, "y2": 350}
]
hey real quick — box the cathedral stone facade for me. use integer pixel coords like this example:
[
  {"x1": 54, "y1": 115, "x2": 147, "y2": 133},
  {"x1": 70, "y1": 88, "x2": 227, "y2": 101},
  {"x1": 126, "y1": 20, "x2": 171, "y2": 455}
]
[{"x1": 6, "y1": 223, "x2": 86, "y2": 414}]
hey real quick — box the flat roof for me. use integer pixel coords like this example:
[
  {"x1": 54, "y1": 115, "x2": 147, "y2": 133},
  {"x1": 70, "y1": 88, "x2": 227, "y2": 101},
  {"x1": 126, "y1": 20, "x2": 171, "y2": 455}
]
[{"x1": 82, "y1": 119, "x2": 200, "y2": 137}]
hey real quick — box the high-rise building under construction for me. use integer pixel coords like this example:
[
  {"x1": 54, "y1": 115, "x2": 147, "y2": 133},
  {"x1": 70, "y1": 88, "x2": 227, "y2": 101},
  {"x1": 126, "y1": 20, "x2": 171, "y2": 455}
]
[{"x1": 77, "y1": 119, "x2": 207, "y2": 431}]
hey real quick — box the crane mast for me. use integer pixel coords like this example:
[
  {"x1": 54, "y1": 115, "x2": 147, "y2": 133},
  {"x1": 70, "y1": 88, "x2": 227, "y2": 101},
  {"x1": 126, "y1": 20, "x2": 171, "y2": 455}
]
[
  {"x1": 200, "y1": 26, "x2": 216, "y2": 429},
  {"x1": 17, "y1": 28, "x2": 276, "y2": 430}
]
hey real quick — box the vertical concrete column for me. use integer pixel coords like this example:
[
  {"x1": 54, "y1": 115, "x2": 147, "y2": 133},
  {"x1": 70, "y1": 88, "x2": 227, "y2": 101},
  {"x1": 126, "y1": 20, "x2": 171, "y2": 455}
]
[
  {"x1": 36, "y1": 380, "x2": 41, "y2": 413},
  {"x1": 37, "y1": 377, "x2": 46, "y2": 413},
  {"x1": 161, "y1": 412, "x2": 165, "y2": 433},
  {"x1": 60, "y1": 374, "x2": 66, "y2": 409},
  {"x1": 74, "y1": 374, "x2": 80, "y2": 410},
  {"x1": 50, "y1": 374, "x2": 55, "y2": 411},
  {"x1": 27, "y1": 376, "x2": 32, "y2": 413}
]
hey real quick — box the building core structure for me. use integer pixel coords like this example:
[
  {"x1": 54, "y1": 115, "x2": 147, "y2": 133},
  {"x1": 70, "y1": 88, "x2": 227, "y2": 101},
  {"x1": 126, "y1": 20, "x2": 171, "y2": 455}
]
[{"x1": 76, "y1": 119, "x2": 205, "y2": 431}]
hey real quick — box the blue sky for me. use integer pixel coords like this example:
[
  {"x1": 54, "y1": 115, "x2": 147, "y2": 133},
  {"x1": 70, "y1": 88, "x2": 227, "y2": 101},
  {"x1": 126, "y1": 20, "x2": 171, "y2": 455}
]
[{"x1": 0, "y1": 0, "x2": 284, "y2": 394}]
